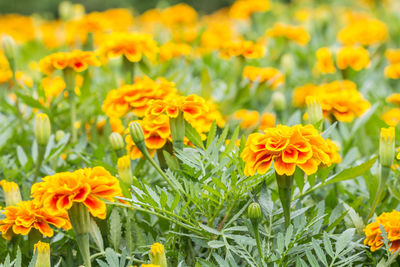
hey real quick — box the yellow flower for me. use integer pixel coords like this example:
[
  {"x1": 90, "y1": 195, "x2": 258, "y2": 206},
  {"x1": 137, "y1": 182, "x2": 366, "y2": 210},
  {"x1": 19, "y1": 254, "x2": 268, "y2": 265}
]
[
  {"x1": 386, "y1": 93, "x2": 400, "y2": 106},
  {"x1": 229, "y1": 0, "x2": 270, "y2": 20},
  {"x1": 243, "y1": 66, "x2": 284, "y2": 89},
  {"x1": 159, "y1": 42, "x2": 192, "y2": 62},
  {"x1": 233, "y1": 110, "x2": 260, "y2": 129},
  {"x1": 364, "y1": 210, "x2": 400, "y2": 253},
  {"x1": 34, "y1": 241, "x2": 51, "y2": 267},
  {"x1": 117, "y1": 155, "x2": 133, "y2": 185},
  {"x1": 259, "y1": 112, "x2": 276, "y2": 131},
  {"x1": 385, "y1": 63, "x2": 400, "y2": 79},
  {"x1": 382, "y1": 108, "x2": 400, "y2": 127},
  {"x1": 241, "y1": 124, "x2": 340, "y2": 176},
  {"x1": 220, "y1": 40, "x2": 266, "y2": 59},
  {"x1": 0, "y1": 50, "x2": 12, "y2": 83},
  {"x1": 0, "y1": 15, "x2": 35, "y2": 43},
  {"x1": 0, "y1": 180, "x2": 22, "y2": 206},
  {"x1": 385, "y1": 49, "x2": 400, "y2": 64},
  {"x1": 161, "y1": 4, "x2": 197, "y2": 26},
  {"x1": 315, "y1": 47, "x2": 335, "y2": 74},
  {"x1": 40, "y1": 76, "x2": 66, "y2": 104},
  {"x1": 150, "y1": 242, "x2": 167, "y2": 267},
  {"x1": 266, "y1": 23, "x2": 310, "y2": 46},
  {"x1": 337, "y1": 46, "x2": 369, "y2": 71},
  {"x1": 337, "y1": 18, "x2": 388, "y2": 46}
]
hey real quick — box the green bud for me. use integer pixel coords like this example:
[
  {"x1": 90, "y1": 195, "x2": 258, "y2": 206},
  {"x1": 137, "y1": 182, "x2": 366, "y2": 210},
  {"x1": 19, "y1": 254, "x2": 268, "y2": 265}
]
[
  {"x1": 55, "y1": 130, "x2": 65, "y2": 142},
  {"x1": 280, "y1": 53, "x2": 295, "y2": 74},
  {"x1": 34, "y1": 241, "x2": 51, "y2": 267},
  {"x1": 379, "y1": 127, "x2": 395, "y2": 168},
  {"x1": 272, "y1": 91, "x2": 286, "y2": 111},
  {"x1": 129, "y1": 122, "x2": 145, "y2": 144},
  {"x1": 306, "y1": 96, "x2": 323, "y2": 130},
  {"x1": 248, "y1": 202, "x2": 262, "y2": 222},
  {"x1": 2, "y1": 35, "x2": 16, "y2": 61},
  {"x1": 34, "y1": 113, "x2": 51, "y2": 146},
  {"x1": 109, "y1": 132, "x2": 125, "y2": 151}
]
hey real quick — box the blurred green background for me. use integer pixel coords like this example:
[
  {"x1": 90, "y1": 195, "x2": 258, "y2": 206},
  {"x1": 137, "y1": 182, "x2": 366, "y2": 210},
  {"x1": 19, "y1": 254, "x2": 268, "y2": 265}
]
[{"x1": 0, "y1": 0, "x2": 236, "y2": 16}]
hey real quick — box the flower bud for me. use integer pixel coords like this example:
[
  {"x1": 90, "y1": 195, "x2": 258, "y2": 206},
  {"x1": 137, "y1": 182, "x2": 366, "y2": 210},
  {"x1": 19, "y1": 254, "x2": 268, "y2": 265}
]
[
  {"x1": 55, "y1": 130, "x2": 65, "y2": 142},
  {"x1": 1, "y1": 35, "x2": 16, "y2": 61},
  {"x1": 306, "y1": 96, "x2": 323, "y2": 129},
  {"x1": 0, "y1": 180, "x2": 22, "y2": 206},
  {"x1": 34, "y1": 241, "x2": 50, "y2": 267},
  {"x1": 117, "y1": 155, "x2": 133, "y2": 185},
  {"x1": 247, "y1": 202, "x2": 262, "y2": 223},
  {"x1": 150, "y1": 242, "x2": 167, "y2": 267},
  {"x1": 271, "y1": 91, "x2": 286, "y2": 111},
  {"x1": 281, "y1": 53, "x2": 295, "y2": 74},
  {"x1": 129, "y1": 122, "x2": 145, "y2": 144},
  {"x1": 379, "y1": 127, "x2": 395, "y2": 168},
  {"x1": 109, "y1": 132, "x2": 125, "y2": 151},
  {"x1": 34, "y1": 113, "x2": 51, "y2": 146}
]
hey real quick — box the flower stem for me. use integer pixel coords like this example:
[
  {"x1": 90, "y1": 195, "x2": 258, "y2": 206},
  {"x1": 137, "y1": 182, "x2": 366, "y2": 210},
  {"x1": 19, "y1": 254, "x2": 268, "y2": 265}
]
[
  {"x1": 32, "y1": 144, "x2": 46, "y2": 184},
  {"x1": 276, "y1": 173, "x2": 293, "y2": 229},
  {"x1": 68, "y1": 203, "x2": 91, "y2": 267},
  {"x1": 366, "y1": 166, "x2": 390, "y2": 223},
  {"x1": 122, "y1": 56, "x2": 135, "y2": 84},
  {"x1": 63, "y1": 69, "x2": 77, "y2": 143},
  {"x1": 253, "y1": 222, "x2": 263, "y2": 260}
]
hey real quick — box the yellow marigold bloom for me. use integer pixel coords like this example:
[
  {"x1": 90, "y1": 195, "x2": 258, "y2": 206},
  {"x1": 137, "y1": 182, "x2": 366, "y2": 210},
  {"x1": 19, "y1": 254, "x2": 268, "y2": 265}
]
[
  {"x1": 0, "y1": 180, "x2": 22, "y2": 206},
  {"x1": 0, "y1": 200, "x2": 71, "y2": 240},
  {"x1": 150, "y1": 242, "x2": 167, "y2": 267},
  {"x1": 315, "y1": 47, "x2": 336, "y2": 74},
  {"x1": 337, "y1": 18, "x2": 388, "y2": 46},
  {"x1": 159, "y1": 42, "x2": 192, "y2": 62},
  {"x1": 293, "y1": 80, "x2": 370, "y2": 122},
  {"x1": 40, "y1": 76, "x2": 66, "y2": 104},
  {"x1": 387, "y1": 93, "x2": 400, "y2": 106},
  {"x1": 125, "y1": 115, "x2": 170, "y2": 160},
  {"x1": 39, "y1": 20, "x2": 65, "y2": 49},
  {"x1": 382, "y1": 108, "x2": 400, "y2": 127},
  {"x1": 229, "y1": 0, "x2": 270, "y2": 20},
  {"x1": 220, "y1": 40, "x2": 266, "y2": 59},
  {"x1": 337, "y1": 46, "x2": 370, "y2": 71},
  {"x1": 241, "y1": 124, "x2": 340, "y2": 176},
  {"x1": 0, "y1": 15, "x2": 35, "y2": 43},
  {"x1": 364, "y1": 210, "x2": 400, "y2": 253},
  {"x1": 259, "y1": 112, "x2": 276, "y2": 131},
  {"x1": 31, "y1": 167, "x2": 122, "y2": 219},
  {"x1": 146, "y1": 94, "x2": 209, "y2": 120},
  {"x1": 34, "y1": 241, "x2": 51, "y2": 267},
  {"x1": 233, "y1": 110, "x2": 260, "y2": 129},
  {"x1": 97, "y1": 32, "x2": 158, "y2": 63},
  {"x1": 243, "y1": 66, "x2": 284, "y2": 89},
  {"x1": 266, "y1": 23, "x2": 310, "y2": 46},
  {"x1": 201, "y1": 20, "x2": 239, "y2": 51},
  {"x1": 39, "y1": 50, "x2": 100, "y2": 75},
  {"x1": 385, "y1": 63, "x2": 400, "y2": 79},
  {"x1": 161, "y1": 4, "x2": 197, "y2": 26},
  {"x1": 0, "y1": 50, "x2": 12, "y2": 83},
  {"x1": 117, "y1": 155, "x2": 133, "y2": 185},
  {"x1": 110, "y1": 117, "x2": 125, "y2": 134},
  {"x1": 102, "y1": 76, "x2": 177, "y2": 118},
  {"x1": 385, "y1": 49, "x2": 400, "y2": 64}
]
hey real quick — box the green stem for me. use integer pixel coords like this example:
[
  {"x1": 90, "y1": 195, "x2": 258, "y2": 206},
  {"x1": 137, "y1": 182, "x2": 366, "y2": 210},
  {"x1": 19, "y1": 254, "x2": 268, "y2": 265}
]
[
  {"x1": 76, "y1": 233, "x2": 91, "y2": 267},
  {"x1": 63, "y1": 68, "x2": 77, "y2": 143},
  {"x1": 366, "y1": 166, "x2": 390, "y2": 223},
  {"x1": 169, "y1": 113, "x2": 185, "y2": 152},
  {"x1": 68, "y1": 203, "x2": 91, "y2": 267},
  {"x1": 122, "y1": 56, "x2": 135, "y2": 84},
  {"x1": 253, "y1": 222, "x2": 263, "y2": 260},
  {"x1": 276, "y1": 173, "x2": 294, "y2": 229},
  {"x1": 32, "y1": 144, "x2": 46, "y2": 184}
]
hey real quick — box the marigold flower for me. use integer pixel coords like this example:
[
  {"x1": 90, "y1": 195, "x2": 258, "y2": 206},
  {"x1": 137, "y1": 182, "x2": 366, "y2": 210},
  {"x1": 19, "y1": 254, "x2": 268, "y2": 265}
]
[
  {"x1": 233, "y1": 110, "x2": 260, "y2": 129},
  {"x1": 229, "y1": 0, "x2": 270, "y2": 20},
  {"x1": 0, "y1": 180, "x2": 22, "y2": 206},
  {"x1": 364, "y1": 210, "x2": 400, "y2": 253},
  {"x1": 337, "y1": 18, "x2": 388, "y2": 46},
  {"x1": 0, "y1": 15, "x2": 35, "y2": 43},
  {"x1": 117, "y1": 155, "x2": 133, "y2": 185},
  {"x1": 315, "y1": 47, "x2": 336, "y2": 74},
  {"x1": 150, "y1": 242, "x2": 167, "y2": 267},
  {"x1": 382, "y1": 108, "x2": 400, "y2": 127},
  {"x1": 337, "y1": 46, "x2": 369, "y2": 71},
  {"x1": 102, "y1": 76, "x2": 177, "y2": 118},
  {"x1": 386, "y1": 94, "x2": 400, "y2": 106},
  {"x1": 266, "y1": 23, "x2": 310, "y2": 46},
  {"x1": 0, "y1": 201, "x2": 71, "y2": 240},
  {"x1": 259, "y1": 112, "x2": 276, "y2": 131},
  {"x1": 385, "y1": 49, "x2": 400, "y2": 64},
  {"x1": 40, "y1": 76, "x2": 66, "y2": 104},
  {"x1": 243, "y1": 66, "x2": 284, "y2": 89},
  {"x1": 39, "y1": 50, "x2": 100, "y2": 75},
  {"x1": 384, "y1": 63, "x2": 400, "y2": 79},
  {"x1": 241, "y1": 124, "x2": 340, "y2": 176},
  {"x1": 0, "y1": 51, "x2": 12, "y2": 83},
  {"x1": 201, "y1": 20, "x2": 239, "y2": 51},
  {"x1": 97, "y1": 32, "x2": 158, "y2": 63},
  {"x1": 161, "y1": 3, "x2": 197, "y2": 26},
  {"x1": 31, "y1": 167, "x2": 122, "y2": 219},
  {"x1": 220, "y1": 40, "x2": 265, "y2": 59},
  {"x1": 159, "y1": 42, "x2": 192, "y2": 62}
]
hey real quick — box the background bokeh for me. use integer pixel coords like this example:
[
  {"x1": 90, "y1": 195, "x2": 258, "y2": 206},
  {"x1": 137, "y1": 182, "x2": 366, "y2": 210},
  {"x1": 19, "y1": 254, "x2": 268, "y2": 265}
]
[{"x1": 0, "y1": 0, "x2": 236, "y2": 16}]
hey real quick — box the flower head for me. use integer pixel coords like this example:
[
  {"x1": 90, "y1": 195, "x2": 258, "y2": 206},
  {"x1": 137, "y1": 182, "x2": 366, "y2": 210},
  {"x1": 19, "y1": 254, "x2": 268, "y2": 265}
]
[
  {"x1": 364, "y1": 210, "x2": 400, "y2": 253},
  {"x1": 315, "y1": 47, "x2": 335, "y2": 74},
  {"x1": 0, "y1": 180, "x2": 22, "y2": 206},
  {"x1": 233, "y1": 109, "x2": 260, "y2": 129},
  {"x1": 220, "y1": 40, "x2": 266, "y2": 59},
  {"x1": 385, "y1": 63, "x2": 400, "y2": 79},
  {"x1": 243, "y1": 66, "x2": 284, "y2": 89},
  {"x1": 31, "y1": 167, "x2": 121, "y2": 219},
  {"x1": 386, "y1": 93, "x2": 400, "y2": 106},
  {"x1": 266, "y1": 23, "x2": 310, "y2": 46},
  {"x1": 337, "y1": 18, "x2": 388, "y2": 46},
  {"x1": 337, "y1": 46, "x2": 370, "y2": 71},
  {"x1": 241, "y1": 124, "x2": 340, "y2": 176},
  {"x1": 229, "y1": 0, "x2": 270, "y2": 20},
  {"x1": 0, "y1": 200, "x2": 71, "y2": 240},
  {"x1": 150, "y1": 242, "x2": 167, "y2": 267}
]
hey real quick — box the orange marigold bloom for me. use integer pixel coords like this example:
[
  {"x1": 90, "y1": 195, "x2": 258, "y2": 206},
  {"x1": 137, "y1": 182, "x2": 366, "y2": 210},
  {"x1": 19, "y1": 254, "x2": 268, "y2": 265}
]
[
  {"x1": 161, "y1": 4, "x2": 198, "y2": 26},
  {"x1": 201, "y1": 20, "x2": 239, "y2": 51},
  {"x1": 241, "y1": 124, "x2": 340, "y2": 176},
  {"x1": 385, "y1": 63, "x2": 400, "y2": 79},
  {"x1": 387, "y1": 93, "x2": 400, "y2": 106},
  {"x1": 315, "y1": 47, "x2": 336, "y2": 74},
  {"x1": 31, "y1": 167, "x2": 121, "y2": 219},
  {"x1": 159, "y1": 42, "x2": 192, "y2": 62},
  {"x1": 220, "y1": 40, "x2": 266, "y2": 59},
  {"x1": 243, "y1": 66, "x2": 284, "y2": 89},
  {"x1": 337, "y1": 18, "x2": 388, "y2": 46},
  {"x1": 39, "y1": 50, "x2": 100, "y2": 75},
  {"x1": 364, "y1": 210, "x2": 400, "y2": 253},
  {"x1": 233, "y1": 109, "x2": 260, "y2": 129},
  {"x1": 0, "y1": 200, "x2": 71, "y2": 240},
  {"x1": 97, "y1": 32, "x2": 158, "y2": 63},
  {"x1": 259, "y1": 112, "x2": 276, "y2": 131},
  {"x1": 293, "y1": 80, "x2": 370, "y2": 122},
  {"x1": 125, "y1": 115, "x2": 170, "y2": 160},
  {"x1": 382, "y1": 108, "x2": 400, "y2": 127},
  {"x1": 102, "y1": 76, "x2": 177, "y2": 118},
  {"x1": 266, "y1": 23, "x2": 310, "y2": 46},
  {"x1": 385, "y1": 49, "x2": 400, "y2": 64},
  {"x1": 337, "y1": 46, "x2": 370, "y2": 71},
  {"x1": 146, "y1": 94, "x2": 209, "y2": 120},
  {"x1": 229, "y1": 0, "x2": 270, "y2": 20}
]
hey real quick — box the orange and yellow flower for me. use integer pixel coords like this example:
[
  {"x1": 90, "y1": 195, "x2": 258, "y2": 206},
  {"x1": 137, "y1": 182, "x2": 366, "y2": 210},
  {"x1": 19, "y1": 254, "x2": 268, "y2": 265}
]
[
  {"x1": 31, "y1": 167, "x2": 121, "y2": 219},
  {"x1": 385, "y1": 49, "x2": 400, "y2": 65},
  {"x1": 364, "y1": 210, "x2": 400, "y2": 253},
  {"x1": 337, "y1": 18, "x2": 388, "y2": 46},
  {"x1": 315, "y1": 47, "x2": 335, "y2": 74},
  {"x1": 233, "y1": 109, "x2": 260, "y2": 129},
  {"x1": 385, "y1": 63, "x2": 400, "y2": 79},
  {"x1": 241, "y1": 124, "x2": 340, "y2": 176},
  {"x1": 337, "y1": 46, "x2": 369, "y2": 71},
  {"x1": 382, "y1": 108, "x2": 400, "y2": 127},
  {"x1": 243, "y1": 66, "x2": 284, "y2": 89},
  {"x1": 0, "y1": 200, "x2": 71, "y2": 240},
  {"x1": 259, "y1": 112, "x2": 276, "y2": 131},
  {"x1": 220, "y1": 40, "x2": 266, "y2": 59},
  {"x1": 387, "y1": 94, "x2": 400, "y2": 106},
  {"x1": 266, "y1": 23, "x2": 310, "y2": 46},
  {"x1": 229, "y1": 0, "x2": 270, "y2": 20},
  {"x1": 159, "y1": 42, "x2": 192, "y2": 62}
]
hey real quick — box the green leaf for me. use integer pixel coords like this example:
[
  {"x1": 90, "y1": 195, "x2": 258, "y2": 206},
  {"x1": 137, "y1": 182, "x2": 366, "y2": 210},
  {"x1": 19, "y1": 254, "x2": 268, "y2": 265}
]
[
  {"x1": 312, "y1": 238, "x2": 327, "y2": 266},
  {"x1": 199, "y1": 223, "x2": 221, "y2": 235},
  {"x1": 89, "y1": 217, "x2": 104, "y2": 252},
  {"x1": 16, "y1": 146, "x2": 28, "y2": 167},
  {"x1": 185, "y1": 121, "x2": 205, "y2": 149},
  {"x1": 305, "y1": 249, "x2": 320, "y2": 267},
  {"x1": 15, "y1": 91, "x2": 47, "y2": 111},
  {"x1": 206, "y1": 121, "x2": 217, "y2": 149},
  {"x1": 163, "y1": 150, "x2": 180, "y2": 172},
  {"x1": 321, "y1": 122, "x2": 337, "y2": 139},
  {"x1": 323, "y1": 232, "x2": 334, "y2": 258},
  {"x1": 109, "y1": 208, "x2": 122, "y2": 251},
  {"x1": 335, "y1": 228, "x2": 355, "y2": 256},
  {"x1": 208, "y1": 240, "x2": 225, "y2": 249}
]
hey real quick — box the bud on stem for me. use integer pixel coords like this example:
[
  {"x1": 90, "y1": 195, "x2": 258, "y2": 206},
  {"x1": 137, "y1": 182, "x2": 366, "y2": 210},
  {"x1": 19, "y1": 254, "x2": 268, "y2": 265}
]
[
  {"x1": 34, "y1": 241, "x2": 51, "y2": 267},
  {"x1": 150, "y1": 242, "x2": 168, "y2": 267},
  {"x1": 34, "y1": 114, "x2": 51, "y2": 146},
  {"x1": 306, "y1": 96, "x2": 323, "y2": 131},
  {"x1": 2, "y1": 35, "x2": 16, "y2": 74}
]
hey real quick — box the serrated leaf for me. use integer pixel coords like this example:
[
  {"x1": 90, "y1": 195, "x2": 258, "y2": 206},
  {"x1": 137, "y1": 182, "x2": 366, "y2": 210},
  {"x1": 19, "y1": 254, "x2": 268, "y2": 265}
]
[
  {"x1": 206, "y1": 121, "x2": 217, "y2": 149},
  {"x1": 89, "y1": 217, "x2": 104, "y2": 252},
  {"x1": 208, "y1": 240, "x2": 225, "y2": 248},
  {"x1": 185, "y1": 121, "x2": 205, "y2": 149},
  {"x1": 335, "y1": 228, "x2": 355, "y2": 256},
  {"x1": 109, "y1": 208, "x2": 122, "y2": 251},
  {"x1": 312, "y1": 238, "x2": 327, "y2": 265}
]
